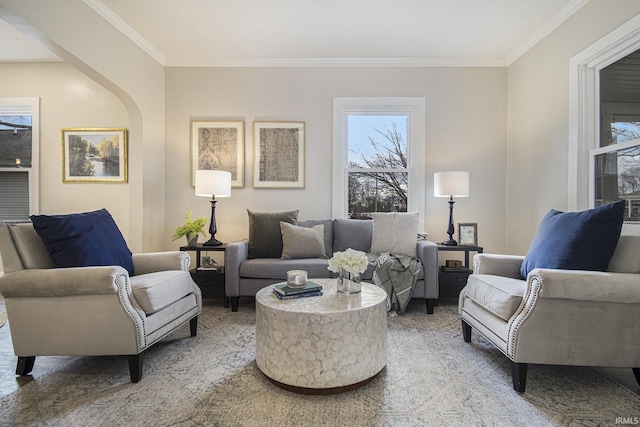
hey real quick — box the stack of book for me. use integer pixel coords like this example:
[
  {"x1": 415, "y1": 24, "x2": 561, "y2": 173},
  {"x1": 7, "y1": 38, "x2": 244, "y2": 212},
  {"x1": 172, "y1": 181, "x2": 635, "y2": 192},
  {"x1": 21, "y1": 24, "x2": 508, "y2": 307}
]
[{"x1": 272, "y1": 281, "x2": 323, "y2": 300}]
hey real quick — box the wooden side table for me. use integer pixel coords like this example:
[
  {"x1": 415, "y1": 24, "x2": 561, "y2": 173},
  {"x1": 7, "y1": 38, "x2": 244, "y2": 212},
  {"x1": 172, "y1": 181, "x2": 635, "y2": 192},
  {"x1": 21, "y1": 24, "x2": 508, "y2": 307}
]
[
  {"x1": 180, "y1": 243, "x2": 228, "y2": 306},
  {"x1": 437, "y1": 245, "x2": 483, "y2": 300}
]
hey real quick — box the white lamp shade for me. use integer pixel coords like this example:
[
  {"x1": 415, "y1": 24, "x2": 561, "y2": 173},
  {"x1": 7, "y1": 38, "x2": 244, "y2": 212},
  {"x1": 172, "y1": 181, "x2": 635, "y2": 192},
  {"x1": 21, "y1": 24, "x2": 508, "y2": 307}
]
[
  {"x1": 434, "y1": 171, "x2": 469, "y2": 197},
  {"x1": 195, "y1": 170, "x2": 231, "y2": 197}
]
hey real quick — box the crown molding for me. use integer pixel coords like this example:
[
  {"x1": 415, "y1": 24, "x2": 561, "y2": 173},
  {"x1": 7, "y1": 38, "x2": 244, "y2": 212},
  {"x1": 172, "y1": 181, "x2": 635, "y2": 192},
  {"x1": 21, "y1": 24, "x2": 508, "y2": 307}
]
[
  {"x1": 506, "y1": 0, "x2": 589, "y2": 65},
  {"x1": 165, "y1": 57, "x2": 507, "y2": 68},
  {"x1": 82, "y1": 0, "x2": 166, "y2": 65}
]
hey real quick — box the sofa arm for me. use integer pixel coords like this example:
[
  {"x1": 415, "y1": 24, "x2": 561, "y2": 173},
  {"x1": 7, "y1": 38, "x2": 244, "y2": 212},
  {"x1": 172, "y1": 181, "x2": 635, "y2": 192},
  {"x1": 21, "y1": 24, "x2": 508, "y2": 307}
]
[
  {"x1": 0, "y1": 266, "x2": 127, "y2": 298},
  {"x1": 417, "y1": 240, "x2": 438, "y2": 298},
  {"x1": 528, "y1": 268, "x2": 640, "y2": 303},
  {"x1": 225, "y1": 239, "x2": 249, "y2": 297},
  {"x1": 473, "y1": 253, "x2": 524, "y2": 278},
  {"x1": 132, "y1": 251, "x2": 190, "y2": 275}
]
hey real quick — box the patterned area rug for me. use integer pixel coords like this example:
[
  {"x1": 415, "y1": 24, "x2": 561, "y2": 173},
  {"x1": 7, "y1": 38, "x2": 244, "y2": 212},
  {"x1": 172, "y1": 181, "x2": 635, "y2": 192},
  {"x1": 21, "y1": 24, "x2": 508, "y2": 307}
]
[
  {"x1": 0, "y1": 311, "x2": 6, "y2": 329},
  {"x1": 0, "y1": 300, "x2": 638, "y2": 426}
]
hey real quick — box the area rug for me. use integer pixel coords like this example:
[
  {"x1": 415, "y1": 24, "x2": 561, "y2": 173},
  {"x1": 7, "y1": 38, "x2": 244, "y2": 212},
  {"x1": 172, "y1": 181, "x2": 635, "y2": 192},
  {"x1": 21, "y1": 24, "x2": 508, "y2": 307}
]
[
  {"x1": 0, "y1": 300, "x2": 638, "y2": 426},
  {"x1": 0, "y1": 311, "x2": 6, "y2": 329}
]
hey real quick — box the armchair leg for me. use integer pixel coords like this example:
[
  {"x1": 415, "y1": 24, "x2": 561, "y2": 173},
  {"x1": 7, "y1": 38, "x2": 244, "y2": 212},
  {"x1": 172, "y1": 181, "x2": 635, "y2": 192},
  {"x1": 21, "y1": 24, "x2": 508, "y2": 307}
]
[
  {"x1": 426, "y1": 299, "x2": 435, "y2": 314},
  {"x1": 128, "y1": 354, "x2": 143, "y2": 383},
  {"x1": 510, "y1": 362, "x2": 527, "y2": 393},
  {"x1": 231, "y1": 297, "x2": 239, "y2": 312},
  {"x1": 190, "y1": 316, "x2": 198, "y2": 337},
  {"x1": 16, "y1": 356, "x2": 36, "y2": 376},
  {"x1": 461, "y1": 320, "x2": 472, "y2": 342},
  {"x1": 633, "y1": 368, "x2": 640, "y2": 386}
]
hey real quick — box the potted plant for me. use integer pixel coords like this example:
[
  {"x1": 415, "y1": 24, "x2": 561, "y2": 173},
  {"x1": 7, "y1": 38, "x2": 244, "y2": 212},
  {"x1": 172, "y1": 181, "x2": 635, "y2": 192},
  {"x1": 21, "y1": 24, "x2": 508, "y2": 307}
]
[{"x1": 172, "y1": 210, "x2": 208, "y2": 245}]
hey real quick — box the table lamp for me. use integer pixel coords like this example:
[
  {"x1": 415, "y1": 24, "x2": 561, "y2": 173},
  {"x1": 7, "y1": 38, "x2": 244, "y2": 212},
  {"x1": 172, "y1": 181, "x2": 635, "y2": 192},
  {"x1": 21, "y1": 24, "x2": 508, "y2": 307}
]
[
  {"x1": 434, "y1": 171, "x2": 469, "y2": 246},
  {"x1": 195, "y1": 170, "x2": 231, "y2": 246}
]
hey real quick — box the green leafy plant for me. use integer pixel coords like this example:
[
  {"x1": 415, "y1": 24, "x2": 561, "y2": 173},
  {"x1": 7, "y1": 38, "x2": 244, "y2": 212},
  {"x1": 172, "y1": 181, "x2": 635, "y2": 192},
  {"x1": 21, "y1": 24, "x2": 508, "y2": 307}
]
[{"x1": 172, "y1": 211, "x2": 208, "y2": 242}]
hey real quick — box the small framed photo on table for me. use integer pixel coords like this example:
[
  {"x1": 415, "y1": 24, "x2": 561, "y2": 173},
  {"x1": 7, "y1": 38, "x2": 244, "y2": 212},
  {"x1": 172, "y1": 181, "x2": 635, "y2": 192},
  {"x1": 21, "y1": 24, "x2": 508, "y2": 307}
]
[{"x1": 458, "y1": 223, "x2": 478, "y2": 246}]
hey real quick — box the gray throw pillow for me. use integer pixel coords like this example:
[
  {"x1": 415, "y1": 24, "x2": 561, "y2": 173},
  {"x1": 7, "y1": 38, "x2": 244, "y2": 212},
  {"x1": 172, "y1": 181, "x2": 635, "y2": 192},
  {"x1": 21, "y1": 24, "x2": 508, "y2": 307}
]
[
  {"x1": 248, "y1": 209, "x2": 299, "y2": 258},
  {"x1": 280, "y1": 222, "x2": 327, "y2": 259}
]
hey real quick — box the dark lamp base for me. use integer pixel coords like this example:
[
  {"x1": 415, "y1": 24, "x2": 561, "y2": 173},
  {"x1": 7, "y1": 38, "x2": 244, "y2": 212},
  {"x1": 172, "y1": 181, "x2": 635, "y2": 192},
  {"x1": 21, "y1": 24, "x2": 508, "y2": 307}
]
[
  {"x1": 441, "y1": 239, "x2": 458, "y2": 246},
  {"x1": 203, "y1": 238, "x2": 224, "y2": 246}
]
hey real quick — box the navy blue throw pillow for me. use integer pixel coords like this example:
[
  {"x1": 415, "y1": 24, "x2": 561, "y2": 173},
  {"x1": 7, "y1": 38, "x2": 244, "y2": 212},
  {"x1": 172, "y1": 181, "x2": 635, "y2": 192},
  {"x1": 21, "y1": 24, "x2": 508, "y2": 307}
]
[
  {"x1": 30, "y1": 208, "x2": 134, "y2": 275},
  {"x1": 520, "y1": 200, "x2": 625, "y2": 279}
]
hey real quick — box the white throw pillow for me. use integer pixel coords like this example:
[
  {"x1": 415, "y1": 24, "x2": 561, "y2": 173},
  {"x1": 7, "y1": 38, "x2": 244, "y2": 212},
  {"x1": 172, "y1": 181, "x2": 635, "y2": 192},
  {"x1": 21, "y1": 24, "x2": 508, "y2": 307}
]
[{"x1": 370, "y1": 212, "x2": 419, "y2": 258}]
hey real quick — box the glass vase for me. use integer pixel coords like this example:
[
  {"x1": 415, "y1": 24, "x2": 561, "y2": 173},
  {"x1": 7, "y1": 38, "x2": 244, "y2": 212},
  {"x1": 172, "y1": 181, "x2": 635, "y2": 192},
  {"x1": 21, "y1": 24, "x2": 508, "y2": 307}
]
[{"x1": 337, "y1": 269, "x2": 362, "y2": 294}]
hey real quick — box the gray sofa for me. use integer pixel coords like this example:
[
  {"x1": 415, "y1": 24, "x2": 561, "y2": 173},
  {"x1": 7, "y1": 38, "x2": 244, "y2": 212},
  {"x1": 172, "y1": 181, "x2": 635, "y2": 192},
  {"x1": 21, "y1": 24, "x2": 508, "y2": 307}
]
[{"x1": 225, "y1": 218, "x2": 438, "y2": 312}]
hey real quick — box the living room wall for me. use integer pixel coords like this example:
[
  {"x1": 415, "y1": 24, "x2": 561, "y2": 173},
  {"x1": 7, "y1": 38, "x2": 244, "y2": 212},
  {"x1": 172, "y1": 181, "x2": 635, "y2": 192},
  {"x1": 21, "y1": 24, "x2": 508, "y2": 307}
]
[
  {"x1": 506, "y1": 0, "x2": 640, "y2": 255},
  {"x1": 0, "y1": 62, "x2": 131, "y2": 235},
  {"x1": 164, "y1": 66, "x2": 508, "y2": 253}
]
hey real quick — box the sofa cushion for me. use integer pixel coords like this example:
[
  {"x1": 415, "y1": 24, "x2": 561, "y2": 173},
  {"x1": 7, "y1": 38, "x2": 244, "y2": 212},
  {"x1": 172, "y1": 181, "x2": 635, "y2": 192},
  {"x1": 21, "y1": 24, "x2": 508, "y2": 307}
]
[
  {"x1": 520, "y1": 200, "x2": 625, "y2": 279},
  {"x1": 280, "y1": 222, "x2": 327, "y2": 259},
  {"x1": 333, "y1": 218, "x2": 373, "y2": 253},
  {"x1": 30, "y1": 208, "x2": 134, "y2": 275},
  {"x1": 297, "y1": 219, "x2": 334, "y2": 257},
  {"x1": 130, "y1": 270, "x2": 194, "y2": 315},
  {"x1": 370, "y1": 212, "x2": 419, "y2": 258},
  {"x1": 247, "y1": 209, "x2": 298, "y2": 259},
  {"x1": 240, "y1": 258, "x2": 331, "y2": 280},
  {"x1": 464, "y1": 274, "x2": 527, "y2": 321}
]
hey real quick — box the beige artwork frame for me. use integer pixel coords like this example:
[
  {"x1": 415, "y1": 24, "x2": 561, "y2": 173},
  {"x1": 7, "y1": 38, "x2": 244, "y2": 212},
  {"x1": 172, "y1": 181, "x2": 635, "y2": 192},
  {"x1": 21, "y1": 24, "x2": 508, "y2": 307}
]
[
  {"x1": 191, "y1": 120, "x2": 245, "y2": 188},
  {"x1": 62, "y1": 128, "x2": 128, "y2": 183},
  {"x1": 253, "y1": 121, "x2": 305, "y2": 189}
]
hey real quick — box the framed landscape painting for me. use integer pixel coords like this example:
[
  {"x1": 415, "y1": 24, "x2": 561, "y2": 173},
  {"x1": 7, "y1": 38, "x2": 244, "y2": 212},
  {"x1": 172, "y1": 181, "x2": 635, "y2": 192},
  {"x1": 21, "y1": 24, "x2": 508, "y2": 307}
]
[
  {"x1": 62, "y1": 128, "x2": 127, "y2": 183},
  {"x1": 191, "y1": 120, "x2": 244, "y2": 188},
  {"x1": 253, "y1": 121, "x2": 305, "y2": 188}
]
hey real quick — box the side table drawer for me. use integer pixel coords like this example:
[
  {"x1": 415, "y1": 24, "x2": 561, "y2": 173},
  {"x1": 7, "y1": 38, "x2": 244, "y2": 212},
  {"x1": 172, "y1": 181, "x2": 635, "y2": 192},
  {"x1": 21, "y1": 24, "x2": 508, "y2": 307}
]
[
  {"x1": 190, "y1": 267, "x2": 225, "y2": 299},
  {"x1": 439, "y1": 271, "x2": 470, "y2": 299}
]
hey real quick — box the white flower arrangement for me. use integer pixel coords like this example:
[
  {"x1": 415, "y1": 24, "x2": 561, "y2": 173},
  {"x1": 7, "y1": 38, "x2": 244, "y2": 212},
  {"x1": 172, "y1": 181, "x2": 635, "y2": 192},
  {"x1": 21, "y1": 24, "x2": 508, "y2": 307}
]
[{"x1": 327, "y1": 248, "x2": 369, "y2": 275}]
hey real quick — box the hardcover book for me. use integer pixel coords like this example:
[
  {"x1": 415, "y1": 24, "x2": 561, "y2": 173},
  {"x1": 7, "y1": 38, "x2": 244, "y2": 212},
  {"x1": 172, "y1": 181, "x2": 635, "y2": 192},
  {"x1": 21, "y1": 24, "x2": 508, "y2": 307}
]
[
  {"x1": 272, "y1": 289, "x2": 323, "y2": 300},
  {"x1": 273, "y1": 281, "x2": 322, "y2": 296}
]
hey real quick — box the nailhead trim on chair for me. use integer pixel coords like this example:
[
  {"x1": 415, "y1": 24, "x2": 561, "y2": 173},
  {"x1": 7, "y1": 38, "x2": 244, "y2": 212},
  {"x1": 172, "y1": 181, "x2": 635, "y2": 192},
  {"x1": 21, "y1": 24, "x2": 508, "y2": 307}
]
[
  {"x1": 115, "y1": 273, "x2": 147, "y2": 350},
  {"x1": 506, "y1": 273, "x2": 542, "y2": 359}
]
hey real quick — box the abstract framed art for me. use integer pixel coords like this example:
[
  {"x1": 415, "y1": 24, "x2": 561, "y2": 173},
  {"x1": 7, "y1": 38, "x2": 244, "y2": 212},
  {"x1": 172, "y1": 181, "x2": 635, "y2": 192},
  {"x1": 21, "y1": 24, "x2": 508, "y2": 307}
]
[
  {"x1": 253, "y1": 121, "x2": 305, "y2": 188},
  {"x1": 191, "y1": 120, "x2": 245, "y2": 188},
  {"x1": 62, "y1": 128, "x2": 127, "y2": 183}
]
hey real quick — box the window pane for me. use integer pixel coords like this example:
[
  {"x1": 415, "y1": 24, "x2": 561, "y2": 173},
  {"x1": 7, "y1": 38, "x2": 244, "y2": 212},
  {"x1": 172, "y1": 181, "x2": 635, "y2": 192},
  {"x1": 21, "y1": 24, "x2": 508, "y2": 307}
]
[
  {"x1": 347, "y1": 115, "x2": 407, "y2": 168},
  {"x1": 610, "y1": 120, "x2": 640, "y2": 145},
  {"x1": 348, "y1": 172, "x2": 407, "y2": 217},
  {"x1": 0, "y1": 115, "x2": 32, "y2": 167},
  {"x1": 594, "y1": 144, "x2": 640, "y2": 221},
  {"x1": 0, "y1": 171, "x2": 29, "y2": 220}
]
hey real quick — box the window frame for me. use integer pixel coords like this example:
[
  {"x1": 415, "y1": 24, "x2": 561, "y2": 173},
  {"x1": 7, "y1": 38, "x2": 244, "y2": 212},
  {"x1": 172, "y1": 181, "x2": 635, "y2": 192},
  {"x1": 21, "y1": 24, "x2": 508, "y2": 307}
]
[
  {"x1": 0, "y1": 97, "x2": 40, "y2": 218},
  {"x1": 332, "y1": 97, "x2": 426, "y2": 230}
]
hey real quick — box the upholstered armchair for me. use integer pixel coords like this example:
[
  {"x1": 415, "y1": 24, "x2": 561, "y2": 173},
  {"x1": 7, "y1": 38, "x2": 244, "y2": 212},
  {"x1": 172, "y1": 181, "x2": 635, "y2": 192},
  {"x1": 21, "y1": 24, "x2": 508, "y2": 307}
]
[
  {"x1": 0, "y1": 218, "x2": 202, "y2": 383},
  {"x1": 459, "y1": 210, "x2": 640, "y2": 392}
]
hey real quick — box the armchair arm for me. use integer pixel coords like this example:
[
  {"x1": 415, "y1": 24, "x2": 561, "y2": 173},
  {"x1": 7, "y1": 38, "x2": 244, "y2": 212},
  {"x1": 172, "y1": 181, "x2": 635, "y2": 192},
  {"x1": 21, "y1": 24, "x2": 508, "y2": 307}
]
[
  {"x1": 528, "y1": 268, "x2": 640, "y2": 303},
  {"x1": 132, "y1": 251, "x2": 190, "y2": 275},
  {"x1": 0, "y1": 266, "x2": 126, "y2": 298},
  {"x1": 225, "y1": 239, "x2": 249, "y2": 297},
  {"x1": 473, "y1": 253, "x2": 524, "y2": 278}
]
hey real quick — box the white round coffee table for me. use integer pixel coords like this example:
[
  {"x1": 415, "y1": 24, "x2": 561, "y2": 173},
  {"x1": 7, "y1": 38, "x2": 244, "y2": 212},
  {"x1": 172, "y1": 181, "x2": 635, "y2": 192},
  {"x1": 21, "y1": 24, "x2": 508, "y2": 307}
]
[{"x1": 255, "y1": 278, "x2": 388, "y2": 394}]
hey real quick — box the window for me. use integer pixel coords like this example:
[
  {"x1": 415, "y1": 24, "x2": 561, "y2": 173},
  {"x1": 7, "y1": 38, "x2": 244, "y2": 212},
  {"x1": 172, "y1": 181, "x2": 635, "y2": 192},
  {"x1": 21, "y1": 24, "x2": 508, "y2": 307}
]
[
  {"x1": 333, "y1": 98, "x2": 425, "y2": 226},
  {"x1": 0, "y1": 98, "x2": 39, "y2": 220}
]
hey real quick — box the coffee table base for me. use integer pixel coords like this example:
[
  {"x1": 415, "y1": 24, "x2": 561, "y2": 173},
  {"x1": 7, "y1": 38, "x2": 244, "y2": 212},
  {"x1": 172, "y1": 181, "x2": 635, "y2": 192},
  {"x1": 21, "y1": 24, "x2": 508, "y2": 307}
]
[{"x1": 262, "y1": 368, "x2": 384, "y2": 395}]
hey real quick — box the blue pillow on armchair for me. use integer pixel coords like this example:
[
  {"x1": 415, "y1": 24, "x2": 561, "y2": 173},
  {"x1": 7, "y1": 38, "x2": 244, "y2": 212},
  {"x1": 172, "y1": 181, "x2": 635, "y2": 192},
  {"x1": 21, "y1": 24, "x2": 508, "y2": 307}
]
[
  {"x1": 30, "y1": 208, "x2": 134, "y2": 275},
  {"x1": 520, "y1": 200, "x2": 625, "y2": 279}
]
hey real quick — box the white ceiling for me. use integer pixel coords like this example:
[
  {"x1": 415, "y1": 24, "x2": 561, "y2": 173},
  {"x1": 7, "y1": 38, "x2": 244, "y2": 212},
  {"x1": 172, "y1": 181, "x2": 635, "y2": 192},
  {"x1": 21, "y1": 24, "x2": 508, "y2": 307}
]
[{"x1": 1, "y1": 0, "x2": 589, "y2": 66}]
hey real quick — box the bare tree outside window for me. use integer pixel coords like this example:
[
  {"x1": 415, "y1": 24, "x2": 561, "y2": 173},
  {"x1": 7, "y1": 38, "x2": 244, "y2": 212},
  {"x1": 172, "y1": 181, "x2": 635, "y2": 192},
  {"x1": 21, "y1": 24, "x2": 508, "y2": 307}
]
[{"x1": 347, "y1": 115, "x2": 408, "y2": 217}]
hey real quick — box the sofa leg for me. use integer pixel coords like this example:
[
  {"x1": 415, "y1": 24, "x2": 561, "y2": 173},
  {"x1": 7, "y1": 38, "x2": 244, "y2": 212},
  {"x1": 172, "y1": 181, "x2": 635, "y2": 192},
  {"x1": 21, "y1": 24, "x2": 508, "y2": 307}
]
[
  {"x1": 231, "y1": 297, "x2": 239, "y2": 312},
  {"x1": 426, "y1": 299, "x2": 435, "y2": 314},
  {"x1": 190, "y1": 316, "x2": 198, "y2": 337},
  {"x1": 511, "y1": 362, "x2": 527, "y2": 393},
  {"x1": 461, "y1": 320, "x2": 471, "y2": 342},
  {"x1": 633, "y1": 368, "x2": 640, "y2": 386},
  {"x1": 16, "y1": 356, "x2": 36, "y2": 376},
  {"x1": 128, "y1": 354, "x2": 143, "y2": 383}
]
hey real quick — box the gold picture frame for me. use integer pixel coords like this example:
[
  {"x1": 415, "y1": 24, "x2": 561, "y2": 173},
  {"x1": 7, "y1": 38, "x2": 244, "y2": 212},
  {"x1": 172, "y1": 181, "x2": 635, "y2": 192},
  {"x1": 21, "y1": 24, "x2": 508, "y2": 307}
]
[
  {"x1": 458, "y1": 223, "x2": 478, "y2": 246},
  {"x1": 62, "y1": 128, "x2": 127, "y2": 183},
  {"x1": 191, "y1": 120, "x2": 245, "y2": 188},
  {"x1": 253, "y1": 121, "x2": 305, "y2": 188}
]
